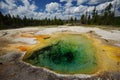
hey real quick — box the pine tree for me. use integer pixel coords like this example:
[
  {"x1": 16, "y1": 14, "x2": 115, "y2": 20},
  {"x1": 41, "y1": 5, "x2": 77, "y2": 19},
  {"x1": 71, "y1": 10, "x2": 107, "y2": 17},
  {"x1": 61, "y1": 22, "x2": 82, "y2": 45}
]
[
  {"x1": 103, "y1": 3, "x2": 113, "y2": 25},
  {"x1": 92, "y1": 6, "x2": 97, "y2": 24},
  {"x1": 0, "y1": 12, "x2": 4, "y2": 29},
  {"x1": 81, "y1": 14, "x2": 85, "y2": 24},
  {"x1": 85, "y1": 11, "x2": 88, "y2": 24},
  {"x1": 87, "y1": 15, "x2": 91, "y2": 24},
  {"x1": 74, "y1": 17, "x2": 77, "y2": 24},
  {"x1": 23, "y1": 16, "x2": 27, "y2": 26},
  {"x1": 70, "y1": 17, "x2": 73, "y2": 25}
]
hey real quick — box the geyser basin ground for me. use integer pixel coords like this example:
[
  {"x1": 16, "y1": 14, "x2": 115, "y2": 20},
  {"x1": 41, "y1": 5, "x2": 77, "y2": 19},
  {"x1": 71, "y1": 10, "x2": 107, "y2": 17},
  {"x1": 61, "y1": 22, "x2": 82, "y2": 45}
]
[
  {"x1": 0, "y1": 26, "x2": 120, "y2": 80},
  {"x1": 24, "y1": 33, "x2": 99, "y2": 74}
]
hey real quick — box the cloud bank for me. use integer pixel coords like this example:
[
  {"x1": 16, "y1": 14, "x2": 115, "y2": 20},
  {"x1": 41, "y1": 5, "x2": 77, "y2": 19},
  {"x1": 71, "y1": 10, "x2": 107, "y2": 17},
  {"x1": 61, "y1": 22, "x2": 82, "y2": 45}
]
[{"x1": 0, "y1": 0, "x2": 120, "y2": 19}]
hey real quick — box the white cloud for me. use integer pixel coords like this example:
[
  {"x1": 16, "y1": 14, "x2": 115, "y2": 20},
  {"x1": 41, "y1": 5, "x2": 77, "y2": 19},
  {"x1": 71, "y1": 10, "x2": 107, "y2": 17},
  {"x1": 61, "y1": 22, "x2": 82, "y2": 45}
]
[
  {"x1": 34, "y1": 12, "x2": 47, "y2": 19},
  {"x1": 77, "y1": 0, "x2": 88, "y2": 5},
  {"x1": 60, "y1": 0, "x2": 66, "y2": 2},
  {"x1": 67, "y1": 5, "x2": 87, "y2": 14},
  {"x1": 21, "y1": 0, "x2": 37, "y2": 11},
  {"x1": 0, "y1": 1, "x2": 8, "y2": 10},
  {"x1": 60, "y1": 0, "x2": 74, "y2": 8},
  {"x1": 60, "y1": 0, "x2": 73, "y2": 3},
  {"x1": 0, "y1": 0, "x2": 17, "y2": 11},
  {"x1": 95, "y1": 0, "x2": 120, "y2": 16},
  {"x1": 46, "y1": 2, "x2": 60, "y2": 12},
  {"x1": 29, "y1": 4, "x2": 37, "y2": 11},
  {"x1": 87, "y1": 6, "x2": 95, "y2": 12},
  {"x1": 77, "y1": 0, "x2": 113, "y2": 5},
  {"x1": 0, "y1": 0, "x2": 37, "y2": 18},
  {"x1": 22, "y1": 0, "x2": 30, "y2": 7},
  {"x1": 0, "y1": 0, "x2": 120, "y2": 20},
  {"x1": 96, "y1": 2, "x2": 110, "y2": 11},
  {"x1": 73, "y1": 7, "x2": 80, "y2": 13},
  {"x1": 88, "y1": 0, "x2": 112, "y2": 5}
]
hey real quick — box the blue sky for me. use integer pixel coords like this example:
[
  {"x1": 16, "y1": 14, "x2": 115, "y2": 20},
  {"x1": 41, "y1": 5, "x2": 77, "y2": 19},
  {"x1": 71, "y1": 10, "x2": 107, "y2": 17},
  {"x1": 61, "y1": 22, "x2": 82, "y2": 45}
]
[
  {"x1": 35, "y1": 0, "x2": 60, "y2": 11},
  {"x1": 0, "y1": 0, "x2": 120, "y2": 20}
]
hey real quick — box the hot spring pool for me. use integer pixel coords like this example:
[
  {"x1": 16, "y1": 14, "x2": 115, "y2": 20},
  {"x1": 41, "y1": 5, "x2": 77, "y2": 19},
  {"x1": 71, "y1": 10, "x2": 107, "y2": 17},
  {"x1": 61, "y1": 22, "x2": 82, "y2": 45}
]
[{"x1": 23, "y1": 33, "x2": 99, "y2": 74}]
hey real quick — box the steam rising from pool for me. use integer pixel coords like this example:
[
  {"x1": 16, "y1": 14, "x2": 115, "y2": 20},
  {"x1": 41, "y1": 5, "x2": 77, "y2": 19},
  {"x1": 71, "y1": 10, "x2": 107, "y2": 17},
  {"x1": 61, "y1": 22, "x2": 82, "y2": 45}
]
[{"x1": 24, "y1": 34, "x2": 99, "y2": 74}]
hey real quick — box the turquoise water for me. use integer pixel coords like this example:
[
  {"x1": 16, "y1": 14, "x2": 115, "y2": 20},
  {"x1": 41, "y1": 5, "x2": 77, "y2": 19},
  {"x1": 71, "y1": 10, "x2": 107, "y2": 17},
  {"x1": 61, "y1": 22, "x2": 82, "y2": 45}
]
[{"x1": 25, "y1": 34, "x2": 98, "y2": 74}]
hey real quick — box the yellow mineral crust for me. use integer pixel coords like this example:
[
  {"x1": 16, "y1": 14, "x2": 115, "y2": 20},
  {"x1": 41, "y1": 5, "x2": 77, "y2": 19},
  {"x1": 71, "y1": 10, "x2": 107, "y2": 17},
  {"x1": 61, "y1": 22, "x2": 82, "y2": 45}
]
[{"x1": 22, "y1": 32, "x2": 120, "y2": 74}]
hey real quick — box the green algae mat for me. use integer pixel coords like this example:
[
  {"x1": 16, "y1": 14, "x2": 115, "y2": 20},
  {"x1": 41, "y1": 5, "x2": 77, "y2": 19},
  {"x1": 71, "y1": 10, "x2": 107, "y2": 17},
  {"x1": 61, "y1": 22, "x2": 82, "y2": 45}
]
[
  {"x1": 23, "y1": 33, "x2": 99, "y2": 74},
  {"x1": 23, "y1": 32, "x2": 120, "y2": 74}
]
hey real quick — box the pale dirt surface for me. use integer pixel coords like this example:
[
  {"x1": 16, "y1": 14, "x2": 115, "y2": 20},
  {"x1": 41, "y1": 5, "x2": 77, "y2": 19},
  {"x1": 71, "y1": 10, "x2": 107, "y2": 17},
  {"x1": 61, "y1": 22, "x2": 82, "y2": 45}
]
[{"x1": 0, "y1": 26, "x2": 120, "y2": 80}]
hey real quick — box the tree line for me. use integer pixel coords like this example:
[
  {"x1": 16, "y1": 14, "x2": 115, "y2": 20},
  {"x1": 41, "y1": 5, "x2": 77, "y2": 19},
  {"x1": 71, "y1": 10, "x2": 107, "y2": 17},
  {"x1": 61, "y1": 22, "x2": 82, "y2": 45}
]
[
  {"x1": 80, "y1": 3, "x2": 120, "y2": 26},
  {"x1": 0, "y1": 12, "x2": 64, "y2": 30}
]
